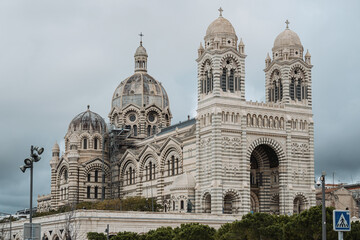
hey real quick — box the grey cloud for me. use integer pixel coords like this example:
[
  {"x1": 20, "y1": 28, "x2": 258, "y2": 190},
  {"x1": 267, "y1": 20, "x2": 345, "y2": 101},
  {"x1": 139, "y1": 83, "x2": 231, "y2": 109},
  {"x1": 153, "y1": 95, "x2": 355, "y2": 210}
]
[{"x1": 1, "y1": 0, "x2": 359, "y2": 213}]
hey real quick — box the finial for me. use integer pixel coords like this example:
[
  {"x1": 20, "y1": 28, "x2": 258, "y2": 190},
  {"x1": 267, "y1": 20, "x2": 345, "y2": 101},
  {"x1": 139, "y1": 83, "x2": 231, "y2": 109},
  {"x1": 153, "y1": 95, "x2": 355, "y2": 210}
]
[
  {"x1": 285, "y1": 19, "x2": 290, "y2": 29},
  {"x1": 87, "y1": 105, "x2": 90, "y2": 110},
  {"x1": 218, "y1": 7, "x2": 223, "y2": 17},
  {"x1": 139, "y1": 32, "x2": 144, "y2": 46}
]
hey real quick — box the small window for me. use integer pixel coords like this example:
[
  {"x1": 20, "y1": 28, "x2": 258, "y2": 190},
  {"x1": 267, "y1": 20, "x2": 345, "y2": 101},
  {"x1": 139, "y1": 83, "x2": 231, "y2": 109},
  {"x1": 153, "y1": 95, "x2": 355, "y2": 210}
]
[
  {"x1": 95, "y1": 170, "x2": 98, "y2": 182},
  {"x1": 87, "y1": 173, "x2": 91, "y2": 182},
  {"x1": 83, "y1": 138, "x2": 87, "y2": 149},
  {"x1": 94, "y1": 138, "x2": 98, "y2": 149},
  {"x1": 94, "y1": 187, "x2": 98, "y2": 199},
  {"x1": 173, "y1": 201, "x2": 176, "y2": 211},
  {"x1": 227, "y1": 40, "x2": 231, "y2": 44},
  {"x1": 181, "y1": 200, "x2": 184, "y2": 210},
  {"x1": 87, "y1": 186, "x2": 91, "y2": 198}
]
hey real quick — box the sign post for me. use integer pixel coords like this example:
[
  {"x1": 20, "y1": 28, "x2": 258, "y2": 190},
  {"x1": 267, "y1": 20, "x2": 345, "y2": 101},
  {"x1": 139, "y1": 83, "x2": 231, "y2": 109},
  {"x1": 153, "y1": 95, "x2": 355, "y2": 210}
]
[{"x1": 333, "y1": 210, "x2": 351, "y2": 240}]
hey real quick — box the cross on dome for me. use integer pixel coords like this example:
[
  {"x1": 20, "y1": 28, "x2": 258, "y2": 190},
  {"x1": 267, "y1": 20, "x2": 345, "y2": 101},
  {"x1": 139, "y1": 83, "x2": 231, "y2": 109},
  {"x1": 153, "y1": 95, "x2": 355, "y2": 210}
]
[
  {"x1": 285, "y1": 19, "x2": 290, "y2": 29},
  {"x1": 218, "y1": 7, "x2": 223, "y2": 17},
  {"x1": 139, "y1": 32, "x2": 144, "y2": 45}
]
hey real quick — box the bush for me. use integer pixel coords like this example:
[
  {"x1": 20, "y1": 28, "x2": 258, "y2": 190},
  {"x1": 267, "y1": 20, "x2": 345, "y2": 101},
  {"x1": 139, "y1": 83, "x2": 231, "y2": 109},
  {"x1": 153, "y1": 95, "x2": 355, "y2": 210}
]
[{"x1": 87, "y1": 232, "x2": 107, "y2": 240}]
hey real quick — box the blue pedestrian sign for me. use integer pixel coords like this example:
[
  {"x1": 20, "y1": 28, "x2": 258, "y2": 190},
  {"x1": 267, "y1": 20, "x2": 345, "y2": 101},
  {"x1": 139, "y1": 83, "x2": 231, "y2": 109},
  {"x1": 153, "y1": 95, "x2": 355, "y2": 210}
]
[{"x1": 333, "y1": 210, "x2": 351, "y2": 231}]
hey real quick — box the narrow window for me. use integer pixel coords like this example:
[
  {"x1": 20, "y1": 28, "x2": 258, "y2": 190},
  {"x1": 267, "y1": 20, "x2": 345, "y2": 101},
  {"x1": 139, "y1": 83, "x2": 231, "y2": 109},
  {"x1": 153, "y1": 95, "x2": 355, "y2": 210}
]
[
  {"x1": 290, "y1": 78, "x2": 295, "y2": 100},
  {"x1": 153, "y1": 126, "x2": 157, "y2": 135},
  {"x1": 95, "y1": 170, "x2": 98, "y2": 182},
  {"x1": 94, "y1": 187, "x2": 98, "y2": 199},
  {"x1": 133, "y1": 125, "x2": 138, "y2": 136},
  {"x1": 126, "y1": 171, "x2": 129, "y2": 185},
  {"x1": 153, "y1": 164, "x2": 156, "y2": 179},
  {"x1": 147, "y1": 125, "x2": 151, "y2": 136},
  {"x1": 173, "y1": 201, "x2": 176, "y2": 211},
  {"x1": 176, "y1": 158, "x2": 179, "y2": 174},
  {"x1": 94, "y1": 138, "x2": 98, "y2": 149},
  {"x1": 229, "y1": 69, "x2": 234, "y2": 92},
  {"x1": 171, "y1": 156, "x2": 175, "y2": 176},
  {"x1": 87, "y1": 173, "x2": 91, "y2": 182},
  {"x1": 168, "y1": 160, "x2": 170, "y2": 176},
  {"x1": 296, "y1": 79, "x2": 302, "y2": 101},
  {"x1": 102, "y1": 187, "x2": 105, "y2": 199},
  {"x1": 132, "y1": 169, "x2": 136, "y2": 183},
  {"x1": 87, "y1": 186, "x2": 91, "y2": 198},
  {"x1": 83, "y1": 138, "x2": 87, "y2": 149},
  {"x1": 146, "y1": 166, "x2": 148, "y2": 181},
  {"x1": 181, "y1": 200, "x2": 184, "y2": 210},
  {"x1": 129, "y1": 167, "x2": 132, "y2": 184},
  {"x1": 149, "y1": 162, "x2": 152, "y2": 180},
  {"x1": 221, "y1": 68, "x2": 227, "y2": 92}
]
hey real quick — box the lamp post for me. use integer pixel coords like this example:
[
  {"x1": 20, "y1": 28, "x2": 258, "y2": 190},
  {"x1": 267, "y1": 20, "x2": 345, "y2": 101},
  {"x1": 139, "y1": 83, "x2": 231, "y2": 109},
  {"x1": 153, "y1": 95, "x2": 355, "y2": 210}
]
[
  {"x1": 20, "y1": 145, "x2": 44, "y2": 240},
  {"x1": 321, "y1": 171, "x2": 326, "y2": 240},
  {"x1": 0, "y1": 212, "x2": 12, "y2": 240}
]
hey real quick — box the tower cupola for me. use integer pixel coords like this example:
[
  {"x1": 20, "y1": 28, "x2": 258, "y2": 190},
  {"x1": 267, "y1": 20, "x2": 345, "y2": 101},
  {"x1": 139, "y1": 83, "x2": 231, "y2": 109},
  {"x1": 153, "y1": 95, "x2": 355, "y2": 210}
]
[{"x1": 134, "y1": 33, "x2": 148, "y2": 73}]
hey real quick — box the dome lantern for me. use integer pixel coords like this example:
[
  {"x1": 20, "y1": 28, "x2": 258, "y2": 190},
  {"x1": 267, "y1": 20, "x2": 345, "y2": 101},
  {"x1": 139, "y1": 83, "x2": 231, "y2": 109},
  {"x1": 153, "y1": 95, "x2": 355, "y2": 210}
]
[{"x1": 134, "y1": 32, "x2": 148, "y2": 73}]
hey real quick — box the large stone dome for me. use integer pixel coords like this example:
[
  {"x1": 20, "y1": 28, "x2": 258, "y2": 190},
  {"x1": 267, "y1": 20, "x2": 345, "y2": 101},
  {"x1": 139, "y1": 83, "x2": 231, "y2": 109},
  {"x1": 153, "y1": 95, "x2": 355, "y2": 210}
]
[
  {"x1": 111, "y1": 72, "x2": 169, "y2": 110},
  {"x1": 203, "y1": 9, "x2": 238, "y2": 50},
  {"x1": 68, "y1": 106, "x2": 106, "y2": 133},
  {"x1": 205, "y1": 16, "x2": 236, "y2": 37},
  {"x1": 273, "y1": 28, "x2": 303, "y2": 52}
]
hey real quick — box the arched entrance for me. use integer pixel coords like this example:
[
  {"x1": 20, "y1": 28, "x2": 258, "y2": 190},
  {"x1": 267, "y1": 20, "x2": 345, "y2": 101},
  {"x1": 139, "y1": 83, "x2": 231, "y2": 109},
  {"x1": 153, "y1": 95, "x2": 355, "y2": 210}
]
[
  {"x1": 223, "y1": 191, "x2": 240, "y2": 214},
  {"x1": 203, "y1": 193, "x2": 211, "y2": 213},
  {"x1": 249, "y1": 144, "x2": 280, "y2": 213},
  {"x1": 293, "y1": 194, "x2": 307, "y2": 214}
]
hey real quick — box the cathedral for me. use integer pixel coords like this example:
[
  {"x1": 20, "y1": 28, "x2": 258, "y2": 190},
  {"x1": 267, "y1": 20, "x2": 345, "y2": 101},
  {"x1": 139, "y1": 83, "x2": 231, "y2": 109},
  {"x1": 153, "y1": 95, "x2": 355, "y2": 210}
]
[{"x1": 38, "y1": 9, "x2": 316, "y2": 216}]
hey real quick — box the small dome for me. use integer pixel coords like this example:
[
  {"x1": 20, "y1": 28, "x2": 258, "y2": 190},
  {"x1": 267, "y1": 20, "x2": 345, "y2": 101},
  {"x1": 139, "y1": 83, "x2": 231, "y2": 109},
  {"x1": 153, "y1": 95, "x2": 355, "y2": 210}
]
[
  {"x1": 52, "y1": 142, "x2": 60, "y2": 151},
  {"x1": 305, "y1": 49, "x2": 311, "y2": 57},
  {"x1": 170, "y1": 172, "x2": 196, "y2": 191},
  {"x1": 68, "y1": 106, "x2": 106, "y2": 133},
  {"x1": 273, "y1": 28, "x2": 303, "y2": 51},
  {"x1": 134, "y1": 43, "x2": 148, "y2": 57},
  {"x1": 112, "y1": 73, "x2": 169, "y2": 110},
  {"x1": 206, "y1": 16, "x2": 236, "y2": 37}
]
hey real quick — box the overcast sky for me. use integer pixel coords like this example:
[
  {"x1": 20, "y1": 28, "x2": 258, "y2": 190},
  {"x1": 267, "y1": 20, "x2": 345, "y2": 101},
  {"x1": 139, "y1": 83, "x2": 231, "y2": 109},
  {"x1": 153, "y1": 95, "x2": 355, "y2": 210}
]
[{"x1": 1, "y1": 0, "x2": 359, "y2": 214}]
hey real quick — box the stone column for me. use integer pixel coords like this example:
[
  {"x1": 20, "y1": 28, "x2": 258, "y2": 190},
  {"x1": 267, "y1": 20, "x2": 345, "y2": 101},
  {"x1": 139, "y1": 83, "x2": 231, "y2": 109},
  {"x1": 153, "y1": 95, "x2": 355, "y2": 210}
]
[
  {"x1": 211, "y1": 111, "x2": 223, "y2": 214},
  {"x1": 67, "y1": 150, "x2": 80, "y2": 205}
]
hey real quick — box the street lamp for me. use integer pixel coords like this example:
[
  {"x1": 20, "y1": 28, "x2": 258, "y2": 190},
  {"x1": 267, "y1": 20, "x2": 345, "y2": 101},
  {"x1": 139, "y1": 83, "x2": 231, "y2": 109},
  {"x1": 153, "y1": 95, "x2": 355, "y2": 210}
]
[
  {"x1": 320, "y1": 171, "x2": 326, "y2": 240},
  {"x1": 20, "y1": 145, "x2": 44, "y2": 240},
  {"x1": 0, "y1": 212, "x2": 12, "y2": 240}
]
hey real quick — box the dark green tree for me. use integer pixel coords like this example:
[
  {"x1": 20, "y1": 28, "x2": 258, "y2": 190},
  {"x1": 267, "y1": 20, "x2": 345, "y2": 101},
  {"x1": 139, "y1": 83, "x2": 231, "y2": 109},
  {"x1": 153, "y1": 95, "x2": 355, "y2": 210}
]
[
  {"x1": 144, "y1": 226, "x2": 175, "y2": 240},
  {"x1": 110, "y1": 231, "x2": 141, "y2": 240},
  {"x1": 174, "y1": 223, "x2": 216, "y2": 240},
  {"x1": 87, "y1": 232, "x2": 107, "y2": 240}
]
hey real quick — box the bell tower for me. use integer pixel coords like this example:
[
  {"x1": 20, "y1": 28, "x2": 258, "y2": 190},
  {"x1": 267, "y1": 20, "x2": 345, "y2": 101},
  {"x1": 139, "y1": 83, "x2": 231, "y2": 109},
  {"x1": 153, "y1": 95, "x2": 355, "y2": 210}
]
[
  {"x1": 264, "y1": 20, "x2": 313, "y2": 106},
  {"x1": 195, "y1": 8, "x2": 247, "y2": 215}
]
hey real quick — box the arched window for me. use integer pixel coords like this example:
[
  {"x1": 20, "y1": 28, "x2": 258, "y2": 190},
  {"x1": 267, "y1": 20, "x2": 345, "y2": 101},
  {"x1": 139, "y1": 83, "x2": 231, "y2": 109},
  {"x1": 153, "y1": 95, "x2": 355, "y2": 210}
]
[
  {"x1": 173, "y1": 201, "x2": 176, "y2": 211},
  {"x1": 87, "y1": 186, "x2": 91, "y2": 198},
  {"x1": 126, "y1": 171, "x2": 129, "y2": 185},
  {"x1": 180, "y1": 200, "x2": 184, "y2": 210},
  {"x1": 145, "y1": 166, "x2": 148, "y2": 181},
  {"x1": 87, "y1": 173, "x2": 91, "y2": 182},
  {"x1": 83, "y1": 138, "x2": 88, "y2": 149}
]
